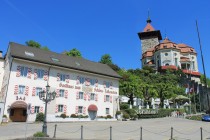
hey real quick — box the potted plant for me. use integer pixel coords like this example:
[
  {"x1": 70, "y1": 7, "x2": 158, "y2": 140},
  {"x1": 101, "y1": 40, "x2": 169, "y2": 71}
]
[
  {"x1": 116, "y1": 111, "x2": 121, "y2": 119},
  {"x1": 2, "y1": 114, "x2": 8, "y2": 123}
]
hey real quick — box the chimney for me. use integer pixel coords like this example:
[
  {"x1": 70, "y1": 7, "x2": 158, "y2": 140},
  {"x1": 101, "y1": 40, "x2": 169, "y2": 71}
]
[{"x1": 0, "y1": 51, "x2": 2, "y2": 58}]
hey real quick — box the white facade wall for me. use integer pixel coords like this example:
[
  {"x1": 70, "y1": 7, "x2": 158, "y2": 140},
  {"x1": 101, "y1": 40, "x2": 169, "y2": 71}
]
[{"x1": 3, "y1": 59, "x2": 119, "y2": 122}]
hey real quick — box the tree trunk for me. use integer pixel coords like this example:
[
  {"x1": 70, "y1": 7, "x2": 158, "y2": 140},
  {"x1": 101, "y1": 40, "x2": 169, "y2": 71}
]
[{"x1": 129, "y1": 93, "x2": 134, "y2": 106}]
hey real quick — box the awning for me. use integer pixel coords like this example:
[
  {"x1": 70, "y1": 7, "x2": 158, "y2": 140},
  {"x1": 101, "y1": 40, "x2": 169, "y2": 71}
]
[
  {"x1": 88, "y1": 104, "x2": 98, "y2": 111},
  {"x1": 10, "y1": 101, "x2": 27, "y2": 109}
]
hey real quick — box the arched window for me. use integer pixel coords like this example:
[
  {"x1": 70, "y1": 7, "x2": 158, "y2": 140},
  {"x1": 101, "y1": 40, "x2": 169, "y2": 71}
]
[{"x1": 165, "y1": 63, "x2": 169, "y2": 66}]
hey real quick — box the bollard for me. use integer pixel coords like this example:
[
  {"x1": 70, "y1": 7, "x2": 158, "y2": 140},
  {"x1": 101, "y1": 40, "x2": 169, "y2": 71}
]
[
  {"x1": 140, "y1": 127, "x2": 142, "y2": 140},
  {"x1": 170, "y1": 127, "x2": 173, "y2": 140},
  {"x1": 81, "y1": 125, "x2": 83, "y2": 140},
  {"x1": 200, "y1": 127, "x2": 203, "y2": 140},
  {"x1": 110, "y1": 126, "x2": 112, "y2": 140},
  {"x1": 53, "y1": 124, "x2": 57, "y2": 138}
]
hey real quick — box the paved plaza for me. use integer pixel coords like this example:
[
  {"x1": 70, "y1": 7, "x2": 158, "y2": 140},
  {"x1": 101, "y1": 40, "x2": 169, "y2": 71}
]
[{"x1": 0, "y1": 117, "x2": 210, "y2": 140}]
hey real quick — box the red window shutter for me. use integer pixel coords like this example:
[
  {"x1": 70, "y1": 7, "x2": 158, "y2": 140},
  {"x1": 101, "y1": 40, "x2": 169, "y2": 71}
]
[
  {"x1": 64, "y1": 90, "x2": 68, "y2": 99},
  {"x1": 40, "y1": 106, "x2": 44, "y2": 113},
  {"x1": 32, "y1": 87, "x2": 36, "y2": 96},
  {"x1": 83, "y1": 107, "x2": 86, "y2": 115},
  {"x1": 25, "y1": 86, "x2": 29, "y2": 96},
  {"x1": 66, "y1": 75, "x2": 69, "y2": 83},
  {"x1": 75, "y1": 106, "x2": 78, "y2": 114},
  {"x1": 16, "y1": 66, "x2": 21, "y2": 77},
  {"x1": 84, "y1": 93, "x2": 87, "y2": 101},
  {"x1": 110, "y1": 95, "x2": 112, "y2": 103},
  {"x1": 55, "y1": 105, "x2": 58, "y2": 113},
  {"x1": 76, "y1": 76, "x2": 80, "y2": 85},
  {"x1": 95, "y1": 94, "x2": 98, "y2": 101},
  {"x1": 14, "y1": 85, "x2": 18, "y2": 95},
  {"x1": 56, "y1": 89, "x2": 59, "y2": 97},
  {"x1": 64, "y1": 105, "x2": 67, "y2": 114},
  {"x1": 31, "y1": 106, "x2": 34, "y2": 114},
  {"x1": 76, "y1": 92, "x2": 79, "y2": 100},
  {"x1": 27, "y1": 68, "x2": 32, "y2": 79},
  {"x1": 44, "y1": 70, "x2": 48, "y2": 81},
  {"x1": 104, "y1": 95, "x2": 106, "y2": 102},
  {"x1": 34, "y1": 69, "x2": 37, "y2": 80},
  {"x1": 57, "y1": 73, "x2": 60, "y2": 81}
]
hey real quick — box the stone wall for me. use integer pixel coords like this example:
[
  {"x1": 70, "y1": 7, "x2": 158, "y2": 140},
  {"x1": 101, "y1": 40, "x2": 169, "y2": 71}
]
[{"x1": 141, "y1": 37, "x2": 159, "y2": 54}]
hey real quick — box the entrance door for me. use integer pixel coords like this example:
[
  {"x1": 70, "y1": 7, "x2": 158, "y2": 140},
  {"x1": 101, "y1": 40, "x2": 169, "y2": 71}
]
[
  {"x1": 10, "y1": 108, "x2": 27, "y2": 122},
  {"x1": 88, "y1": 111, "x2": 97, "y2": 120}
]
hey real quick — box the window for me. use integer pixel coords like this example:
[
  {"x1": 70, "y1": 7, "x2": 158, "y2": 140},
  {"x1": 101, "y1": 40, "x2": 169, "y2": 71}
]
[
  {"x1": 90, "y1": 79, "x2": 95, "y2": 86},
  {"x1": 60, "y1": 74, "x2": 66, "y2": 82},
  {"x1": 19, "y1": 85, "x2": 25, "y2": 94},
  {"x1": 174, "y1": 53, "x2": 177, "y2": 56},
  {"x1": 36, "y1": 87, "x2": 42, "y2": 96},
  {"x1": 192, "y1": 56, "x2": 194, "y2": 60},
  {"x1": 192, "y1": 61, "x2": 195, "y2": 70},
  {"x1": 175, "y1": 58, "x2": 178, "y2": 67},
  {"x1": 59, "y1": 89, "x2": 64, "y2": 97},
  {"x1": 90, "y1": 93, "x2": 95, "y2": 100},
  {"x1": 163, "y1": 45, "x2": 167, "y2": 49},
  {"x1": 165, "y1": 63, "x2": 169, "y2": 66},
  {"x1": 35, "y1": 106, "x2": 40, "y2": 113},
  {"x1": 156, "y1": 55, "x2": 159, "y2": 59},
  {"x1": 106, "y1": 95, "x2": 110, "y2": 102},
  {"x1": 37, "y1": 69, "x2": 44, "y2": 79},
  {"x1": 58, "y1": 105, "x2": 63, "y2": 112},
  {"x1": 51, "y1": 57, "x2": 60, "y2": 62},
  {"x1": 106, "y1": 108, "x2": 110, "y2": 114},
  {"x1": 25, "y1": 51, "x2": 34, "y2": 57},
  {"x1": 79, "y1": 77, "x2": 85, "y2": 84},
  {"x1": 79, "y1": 92, "x2": 84, "y2": 99},
  {"x1": 78, "y1": 106, "x2": 83, "y2": 113},
  {"x1": 20, "y1": 67, "x2": 28, "y2": 77},
  {"x1": 165, "y1": 53, "x2": 168, "y2": 56}
]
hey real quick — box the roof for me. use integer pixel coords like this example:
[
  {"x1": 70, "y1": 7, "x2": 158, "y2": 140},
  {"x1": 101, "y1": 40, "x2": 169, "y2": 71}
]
[
  {"x1": 143, "y1": 23, "x2": 155, "y2": 32},
  {"x1": 9, "y1": 42, "x2": 121, "y2": 79}
]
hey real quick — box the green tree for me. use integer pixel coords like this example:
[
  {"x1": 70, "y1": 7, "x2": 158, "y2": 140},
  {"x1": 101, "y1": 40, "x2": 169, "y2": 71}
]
[
  {"x1": 119, "y1": 70, "x2": 142, "y2": 105},
  {"x1": 99, "y1": 54, "x2": 112, "y2": 65},
  {"x1": 26, "y1": 40, "x2": 41, "y2": 48},
  {"x1": 65, "y1": 48, "x2": 82, "y2": 57},
  {"x1": 25, "y1": 40, "x2": 50, "y2": 51},
  {"x1": 200, "y1": 74, "x2": 210, "y2": 87}
]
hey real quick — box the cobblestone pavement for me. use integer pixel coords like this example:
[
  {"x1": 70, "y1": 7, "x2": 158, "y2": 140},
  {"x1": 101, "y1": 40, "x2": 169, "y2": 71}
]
[{"x1": 0, "y1": 117, "x2": 210, "y2": 140}]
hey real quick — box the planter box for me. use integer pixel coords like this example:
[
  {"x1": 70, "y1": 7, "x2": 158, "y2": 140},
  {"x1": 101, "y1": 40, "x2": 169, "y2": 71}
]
[{"x1": 2, "y1": 117, "x2": 8, "y2": 123}]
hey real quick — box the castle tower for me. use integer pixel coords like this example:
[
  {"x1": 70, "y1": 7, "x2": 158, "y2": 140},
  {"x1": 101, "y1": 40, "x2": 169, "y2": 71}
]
[{"x1": 138, "y1": 16, "x2": 162, "y2": 54}]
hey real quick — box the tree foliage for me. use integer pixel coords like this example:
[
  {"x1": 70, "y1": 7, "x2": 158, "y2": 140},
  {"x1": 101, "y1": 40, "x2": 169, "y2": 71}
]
[
  {"x1": 25, "y1": 40, "x2": 50, "y2": 51},
  {"x1": 99, "y1": 54, "x2": 112, "y2": 65},
  {"x1": 200, "y1": 74, "x2": 210, "y2": 87},
  {"x1": 65, "y1": 48, "x2": 82, "y2": 57}
]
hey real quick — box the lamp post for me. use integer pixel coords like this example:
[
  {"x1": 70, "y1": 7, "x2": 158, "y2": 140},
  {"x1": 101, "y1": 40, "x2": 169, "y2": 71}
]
[{"x1": 39, "y1": 84, "x2": 56, "y2": 136}]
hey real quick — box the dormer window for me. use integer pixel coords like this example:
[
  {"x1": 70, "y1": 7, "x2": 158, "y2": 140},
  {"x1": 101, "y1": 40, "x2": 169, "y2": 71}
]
[
  {"x1": 165, "y1": 53, "x2": 168, "y2": 56},
  {"x1": 163, "y1": 46, "x2": 167, "y2": 49}
]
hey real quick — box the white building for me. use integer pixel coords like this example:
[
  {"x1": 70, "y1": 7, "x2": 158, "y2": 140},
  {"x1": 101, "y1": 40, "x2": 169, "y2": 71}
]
[
  {"x1": 0, "y1": 51, "x2": 5, "y2": 122},
  {"x1": 0, "y1": 42, "x2": 120, "y2": 122},
  {"x1": 138, "y1": 17, "x2": 200, "y2": 81}
]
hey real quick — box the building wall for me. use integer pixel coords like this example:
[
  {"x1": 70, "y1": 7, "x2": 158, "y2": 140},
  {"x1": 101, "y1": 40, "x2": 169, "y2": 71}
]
[
  {"x1": 4, "y1": 59, "x2": 119, "y2": 122},
  {"x1": 141, "y1": 37, "x2": 159, "y2": 54},
  {"x1": 0, "y1": 58, "x2": 4, "y2": 98}
]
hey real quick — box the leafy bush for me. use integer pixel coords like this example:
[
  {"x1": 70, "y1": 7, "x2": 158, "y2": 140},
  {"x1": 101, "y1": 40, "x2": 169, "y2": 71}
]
[
  {"x1": 123, "y1": 112, "x2": 130, "y2": 119},
  {"x1": 60, "y1": 113, "x2": 66, "y2": 119},
  {"x1": 120, "y1": 103, "x2": 129, "y2": 110},
  {"x1": 71, "y1": 114, "x2": 78, "y2": 118},
  {"x1": 116, "y1": 111, "x2": 121, "y2": 115},
  {"x1": 35, "y1": 113, "x2": 44, "y2": 122},
  {"x1": 186, "y1": 115, "x2": 202, "y2": 121},
  {"x1": 3, "y1": 114, "x2": 7, "y2": 118},
  {"x1": 106, "y1": 115, "x2": 112, "y2": 119},
  {"x1": 124, "y1": 109, "x2": 137, "y2": 119},
  {"x1": 33, "y1": 132, "x2": 45, "y2": 137}
]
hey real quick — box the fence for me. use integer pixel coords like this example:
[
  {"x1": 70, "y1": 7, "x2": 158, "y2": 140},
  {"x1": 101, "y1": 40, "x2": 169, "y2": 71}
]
[{"x1": 52, "y1": 124, "x2": 210, "y2": 140}]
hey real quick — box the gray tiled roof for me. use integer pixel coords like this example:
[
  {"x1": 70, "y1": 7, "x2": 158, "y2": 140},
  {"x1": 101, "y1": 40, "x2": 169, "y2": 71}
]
[{"x1": 9, "y1": 42, "x2": 121, "y2": 79}]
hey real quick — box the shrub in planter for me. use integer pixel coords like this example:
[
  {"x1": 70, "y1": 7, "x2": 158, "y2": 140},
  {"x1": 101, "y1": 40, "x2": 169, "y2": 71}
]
[
  {"x1": 33, "y1": 132, "x2": 45, "y2": 137},
  {"x1": 106, "y1": 115, "x2": 112, "y2": 119},
  {"x1": 124, "y1": 109, "x2": 137, "y2": 119},
  {"x1": 35, "y1": 113, "x2": 44, "y2": 122},
  {"x1": 3, "y1": 114, "x2": 7, "y2": 118},
  {"x1": 116, "y1": 111, "x2": 121, "y2": 115},
  {"x1": 60, "y1": 113, "x2": 66, "y2": 119},
  {"x1": 123, "y1": 112, "x2": 130, "y2": 119},
  {"x1": 71, "y1": 114, "x2": 78, "y2": 118},
  {"x1": 120, "y1": 103, "x2": 129, "y2": 110}
]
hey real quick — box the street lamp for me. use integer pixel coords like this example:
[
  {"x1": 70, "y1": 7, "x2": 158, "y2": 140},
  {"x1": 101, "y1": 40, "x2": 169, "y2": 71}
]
[{"x1": 39, "y1": 84, "x2": 56, "y2": 136}]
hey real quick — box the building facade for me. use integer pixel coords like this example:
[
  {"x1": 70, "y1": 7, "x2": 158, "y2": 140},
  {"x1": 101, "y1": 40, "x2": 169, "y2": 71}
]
[
  {"x1": 138, "y1": 17, "x2": 200, "y2": 81},
  {"x1": 0, "y1": 42, "x2": 120, "y2": 122}
]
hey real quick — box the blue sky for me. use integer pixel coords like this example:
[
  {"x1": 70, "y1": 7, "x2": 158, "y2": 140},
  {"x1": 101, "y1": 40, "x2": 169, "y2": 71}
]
[{"x1": 0, "y1": 0, "x2": 210, "y2": 77}]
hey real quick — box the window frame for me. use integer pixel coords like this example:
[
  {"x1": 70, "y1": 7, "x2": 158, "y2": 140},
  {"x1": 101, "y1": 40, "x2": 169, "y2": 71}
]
[
  {"x1": 106, "y1": 95, "x2": 110, "y2": 102},
  {"x1": 106, "y1": 108, "x2": 110, "y2": 114},
  {"x1": 59, "y1": 89, "x2": 65, "y2": 97},
  {"x1": 58, "y1": 105, "x2": 63, "y2": 112},
  {"x1": 20, "y1": 66, "x2": 28, "y2": 77},
  {"x1": 90, "y1": 93, "x2": 95, "y2": 100},
  {"x1": 37, "y1": 69, "x2": 44, "y2": 79},
  {"x1": 34, "y1": 106, "x2": 40, "y2": 113},
  {"x1": 18, "y1": 85, "x2": 25, "y2": 94},
  {"x1": 60, "y1": 74, "x2": 66, "y2": 82},
  {"x1": 79, "y1": 92, "x2": 84, "y2": 99},
  {"x1": 36, "y1": 87, "x2": 42, "y2": 96},
  {"x1": 78, "y1": 106, "x2": 83, "y2": 114}
]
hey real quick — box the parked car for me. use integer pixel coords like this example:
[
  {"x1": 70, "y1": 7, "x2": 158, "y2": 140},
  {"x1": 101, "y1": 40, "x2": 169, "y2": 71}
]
[{"x1": 202, "y1": 114, "x2": 210, "y2": 122}]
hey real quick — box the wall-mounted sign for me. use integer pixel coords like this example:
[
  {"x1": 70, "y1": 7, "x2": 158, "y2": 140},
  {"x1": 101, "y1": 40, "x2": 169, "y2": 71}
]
[
  {"x1": 59, "y1": 83, "x2": 74, "y2": 89},
  {"x1": 94, "y1": 88, "x2": 104, "y2": 93},
  {"x1": 75, "y1": 86, "x2": 81, "y2": 90},
  {"x1": 105, "y1": 89, "x2": 117, "y2": 94},
  {"x1": 16, "y1": 96, "x2": 26, "y2": 101},
  {"x1": 82, "y1": 86, "x2": 93, "y2": 93}
]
